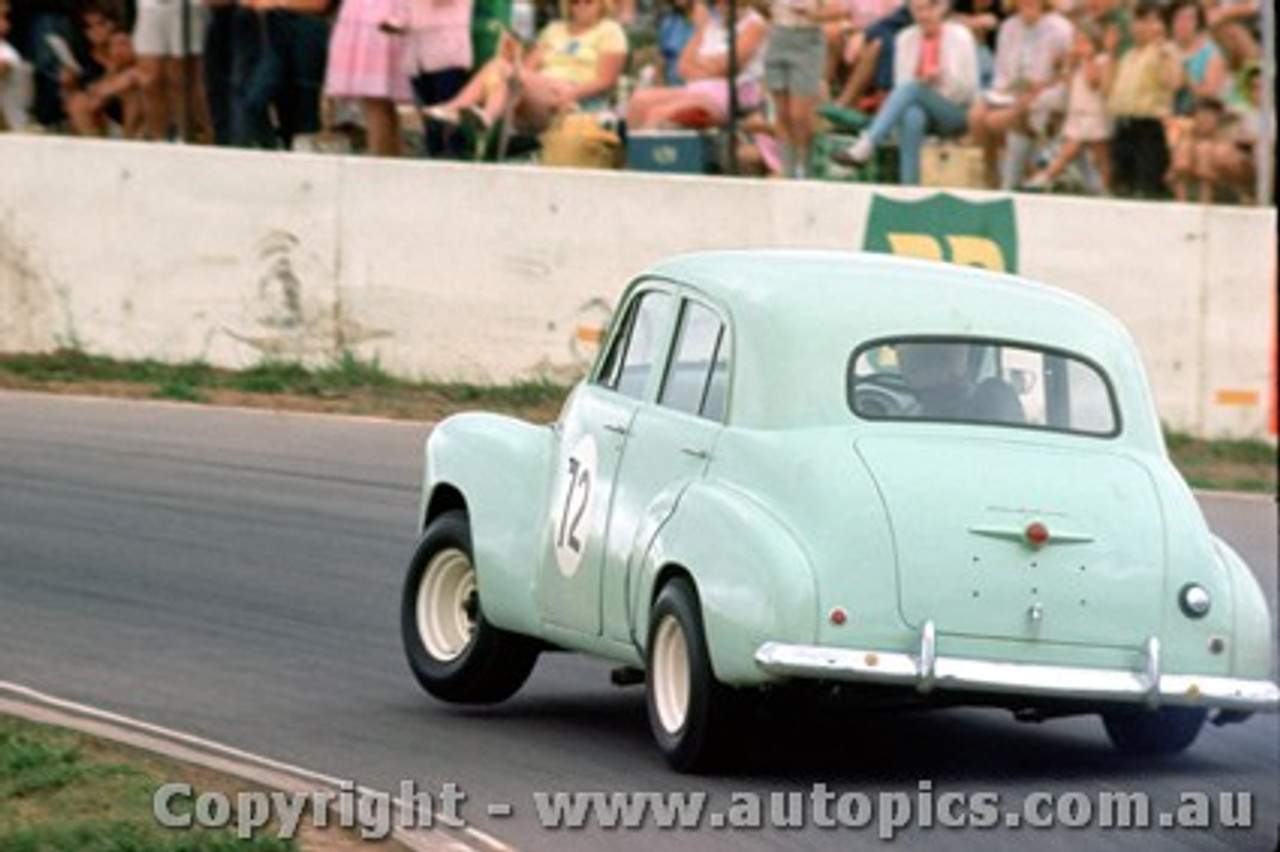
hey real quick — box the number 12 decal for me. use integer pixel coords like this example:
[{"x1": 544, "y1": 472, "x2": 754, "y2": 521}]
[
  {"x1": 554, "y1": 435, "x2": 598, "y2": 578},
  {"x1": 558, "y1": 457, "x2": 591, "y2": 553}
]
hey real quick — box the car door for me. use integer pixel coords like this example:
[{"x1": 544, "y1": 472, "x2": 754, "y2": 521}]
[
  {"x1": 601, "y1": 297, "x2": 731, "y2": 644},
  {"x1": 538, "y1": 286, "x2": 677, "y2": 634}
]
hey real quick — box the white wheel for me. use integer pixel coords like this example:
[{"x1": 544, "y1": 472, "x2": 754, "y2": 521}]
[
  {"x1": 645, "y1": 577, "x2": 736, "y2": 771},
  {"x1": 651, "y1": 614, "x2": 692, "y2": 735},
  {"x1": 416, "y1": 548, "x2": 477, "y2": 662},
  {"x1": 401, "y1": 511, "x2": 539, "y2": 704}
]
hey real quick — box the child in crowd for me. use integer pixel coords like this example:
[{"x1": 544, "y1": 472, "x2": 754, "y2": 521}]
[
  {"x1": 1022, "y1": 23, "x2": 1110, "y2": 193},
  {"x1": 1167, "y1": 94, "x2": 1226, "y2": 202},
  {"x1": 1104, "y1": 1, "x2": 1182, "y2": 198},
  {"x1": 60, "y1": 2, "x2": 144, "y2": 137}
]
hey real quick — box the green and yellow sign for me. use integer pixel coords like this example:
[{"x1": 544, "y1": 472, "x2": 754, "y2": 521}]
[{"x1": 863, "y1": 194, "x2": 1019, "y2": 273}]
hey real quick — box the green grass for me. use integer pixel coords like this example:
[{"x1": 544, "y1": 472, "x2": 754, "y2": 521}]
[
  {"x1": 0, "y1": 349, "x2": 1273, "y2": 493},
  {"x1": 0, "y1": 349, "x2": 567, "y2": 411},
  {"x1": 0, "y1": 717, "x2": 295, "y2": 851},
  {"x1": 1164, "y1": 431, "x2": 1278, "y2": 493}
]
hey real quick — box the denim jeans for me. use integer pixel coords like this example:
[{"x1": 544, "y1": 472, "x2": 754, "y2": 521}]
[
  {"x1": 412, "y1": 68, "x2": 468, "y2": 159},
  {"x1": 240, "y1": 10, "x2": 329, "y2": 149},
  {"x1": 203, "y1": 5, "x2": 238, "y2": 145},
  {"x1": 25, "y1": 11, "x2": 74, "y2": 127},
  {"x1": 866, "y1": 80, "x2": 969, "y2": 185}
]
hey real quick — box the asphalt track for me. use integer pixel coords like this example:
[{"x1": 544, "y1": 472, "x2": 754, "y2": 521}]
[{"x1": 0, "y1": 391, "x2": 1276, "y2": 851}]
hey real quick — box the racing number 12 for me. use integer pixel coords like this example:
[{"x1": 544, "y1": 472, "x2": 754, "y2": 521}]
[{"x1": 558, "y1": 458, "x2": 591, "y2": 553}]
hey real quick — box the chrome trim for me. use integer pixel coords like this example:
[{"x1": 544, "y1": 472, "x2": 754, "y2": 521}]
[
  {"x1": 918, "y1": 620, "x2": 937, "y2": 693},
  {"x1": 968, "y1": 525, "x2": 1095, "y2": 545},
  {"x1": 1142, "y1": 636, "x2": 1160, "y2": 707},
  {"x1": 754, "y1": 639, "x2": 1280, "y2": 712}
]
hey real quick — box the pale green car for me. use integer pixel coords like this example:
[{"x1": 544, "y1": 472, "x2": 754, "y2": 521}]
[{"x1": 400, "y1": 250, "x2": 1279, "y2": 771}]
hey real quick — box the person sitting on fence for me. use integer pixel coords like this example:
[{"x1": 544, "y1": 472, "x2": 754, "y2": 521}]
[
  {"x1": 831, "y1": 0, "x2": 979, "y2": 184},
  {"x1": 425, "y1": 0, "x2": 628, "y2": 136},
  {"x1": 624, "y1": 0, "x2": 768, "y2": 131}
]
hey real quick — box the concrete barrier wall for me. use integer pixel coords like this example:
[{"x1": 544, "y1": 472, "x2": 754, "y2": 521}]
[{"x1": 1, "y1": 135, "x2": 1274, "y2": 438}]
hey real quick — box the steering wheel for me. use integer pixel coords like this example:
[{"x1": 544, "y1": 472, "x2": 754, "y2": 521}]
[{"x1": 852, "y1": 373, "x2": 919, "y2": 418}]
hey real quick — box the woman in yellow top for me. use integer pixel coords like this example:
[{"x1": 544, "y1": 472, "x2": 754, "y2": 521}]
[{"x1": 426, "y1": 0, "x2": 628, "y2": 134}]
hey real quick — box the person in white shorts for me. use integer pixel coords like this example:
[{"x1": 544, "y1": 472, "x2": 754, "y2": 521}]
[
  {"x1": 765, "y1": 0, "x2": 843, "y2": 178},
  {"x1": 133, "y1": 0, "x2": 212, "y2": 140},
  {"x1": 1, "y1": 0, "x2": 34, "y2": 131}
]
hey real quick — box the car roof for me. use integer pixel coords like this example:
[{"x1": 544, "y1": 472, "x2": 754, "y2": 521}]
[
  {"x1": 633, "y1": 250, "x2": 1158, "y2": 441},
  {"x1": 643, "y1": 250, "x2": 1122, "y2": 346}
]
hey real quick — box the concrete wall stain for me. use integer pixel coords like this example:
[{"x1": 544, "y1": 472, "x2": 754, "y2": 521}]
[{"x1": 0, "y1": 216, "x2": 69, "y2": 351}]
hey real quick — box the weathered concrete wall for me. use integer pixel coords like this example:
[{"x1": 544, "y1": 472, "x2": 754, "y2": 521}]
[{"x1": 1, "y1": 135, "x2": 1274, "y2": 438}]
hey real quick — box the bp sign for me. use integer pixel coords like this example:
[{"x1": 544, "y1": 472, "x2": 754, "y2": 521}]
[{"x1": 863, "y1": 194, "x2": 1019, "y2": 273}]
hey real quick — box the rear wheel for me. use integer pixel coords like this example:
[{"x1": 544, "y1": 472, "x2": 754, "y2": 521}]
[
  {"x1": 1102, "y1": 707, "x2": 1206, "y2": 755},
  {"x1": 401, "y1": 510, "x2": 539, "y2": 704},
  {"x1": 646, "y1": 577, "x2": 735, "y2": 772}
]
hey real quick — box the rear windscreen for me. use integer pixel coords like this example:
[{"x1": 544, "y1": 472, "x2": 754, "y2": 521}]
[{"x1": 848, "y1": 338, "x2": 1119, "y2": 436}]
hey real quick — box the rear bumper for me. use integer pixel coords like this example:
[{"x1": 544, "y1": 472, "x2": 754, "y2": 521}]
[{"x1": 755, "y1": 621, "x2": 1280, "y2": 712}]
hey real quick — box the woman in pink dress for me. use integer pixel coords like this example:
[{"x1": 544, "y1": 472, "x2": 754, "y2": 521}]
[{"x1": 324, "y1": 0, "x2": 413, "y2": 156}]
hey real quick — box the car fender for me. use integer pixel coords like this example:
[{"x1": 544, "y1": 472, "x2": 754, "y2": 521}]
[
  {"x1": 1214, "y1": 535, "x2": 1277, "y2": 681},
  {"x1": 631, "y1": 480, "x2": 819, "y2": 686},
  {"x1": 424, "y1": 412, "x2": 556, "y2": 637}
]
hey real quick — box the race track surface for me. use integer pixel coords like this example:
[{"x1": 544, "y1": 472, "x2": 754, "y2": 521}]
[{"x1": 1, "y1": 392, "x2": 1276, "y2": 851}]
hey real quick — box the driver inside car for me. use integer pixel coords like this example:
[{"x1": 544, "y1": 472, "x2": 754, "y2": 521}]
[{"x1": 896, "y1": 342, "x2": 1026, "y2": 424}]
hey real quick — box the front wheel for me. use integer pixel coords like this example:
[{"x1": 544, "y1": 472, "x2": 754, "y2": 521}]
[
  {"x1": 401, "y1": 510, "x2": 539, "y2": 704},
  {"x1": 1102, "y1": 707, "x2": 1206, "y2": 755},
  {"x1": 646, "y1": 577, "x2": 735, "y2": 772}
]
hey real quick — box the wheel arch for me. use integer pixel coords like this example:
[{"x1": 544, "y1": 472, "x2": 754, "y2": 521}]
[
  {"x1": 422, "y1": 483, "x2": 468, "y2": 532},
  {"x1": 1213, "y1": 535, "x2": 1277, "y2": 680},
  {"x1": 633, "y1": 482, "x2": 819, "y2": 686},
  {"x1": 423, "y1": 413, "x2": 558, "y2": 637}
]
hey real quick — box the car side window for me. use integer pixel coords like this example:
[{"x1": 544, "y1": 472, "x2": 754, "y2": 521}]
[
  {"x1": 659, "y1": 300, "x2": 730, "y2": 422},
  {"x1": 597, "y1": 290, "x2": 674, "y2": 399}
]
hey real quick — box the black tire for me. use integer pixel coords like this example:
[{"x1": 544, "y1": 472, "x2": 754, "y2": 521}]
[
  {"x1": 401, "y1": 510, "x2": 539, "y2": 704},
  {"x1": 645, "y1": 577, "x2": 735, "y2": 773},
  {"x1": 1102, "y1": 707, "x2": 1206, "y2": 755}
]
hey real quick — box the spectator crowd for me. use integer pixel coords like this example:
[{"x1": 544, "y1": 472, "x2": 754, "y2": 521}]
[{"x1": 0, "y1": 0, "x2": 1270, "y2": 201}]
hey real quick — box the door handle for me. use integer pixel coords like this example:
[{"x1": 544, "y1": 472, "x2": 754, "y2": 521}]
[
  {"x1": 680, "y1": 447, "x2": 709, "y2": 460},
  {"x1": 604, "y1": 423, "x2": 628, "y2": 436}
]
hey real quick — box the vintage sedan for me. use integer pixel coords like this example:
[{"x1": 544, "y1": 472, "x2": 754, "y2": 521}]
[{"x1": 400, "y1": 250, "x2": 1278, "y2": 771}]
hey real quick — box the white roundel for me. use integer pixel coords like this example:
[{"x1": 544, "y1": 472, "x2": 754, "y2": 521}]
[{"x1": 554, "y1": 434, "x2": 598, "y2": 578}]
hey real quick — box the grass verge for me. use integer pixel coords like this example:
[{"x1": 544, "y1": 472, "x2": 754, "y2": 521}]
[
  {"x1": 0, "y1": 349, "x2": 1274, "y2": 493},
  {"x1": 0, "y1": 714, "x2": 396, "y2": 851}
]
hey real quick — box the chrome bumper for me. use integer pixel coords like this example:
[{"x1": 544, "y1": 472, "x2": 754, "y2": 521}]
[{"x1": 755, "y1": 621, "x2": 1280, "y2": 712}]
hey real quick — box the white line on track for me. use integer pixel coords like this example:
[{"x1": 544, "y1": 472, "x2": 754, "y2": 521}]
[{"x1": 0, "y1": 681, "x2": 516, "y2": 852}]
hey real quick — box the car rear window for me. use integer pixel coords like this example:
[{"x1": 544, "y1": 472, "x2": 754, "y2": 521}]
[{"x1": 848, "y1": 338, "x2": 1119, "y2": 436}]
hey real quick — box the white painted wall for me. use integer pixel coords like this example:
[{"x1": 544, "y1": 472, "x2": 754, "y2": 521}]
[{"x1": 1, "y1": 135, "x2": 1274, "y2": 438}]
